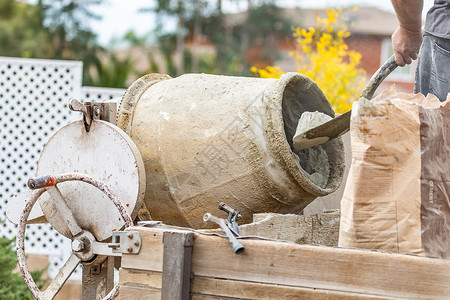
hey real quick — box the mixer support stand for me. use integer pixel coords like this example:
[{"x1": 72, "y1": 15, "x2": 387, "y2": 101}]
[{"x1": 82, "y1": 257, "x2": 115, "y2": 300}]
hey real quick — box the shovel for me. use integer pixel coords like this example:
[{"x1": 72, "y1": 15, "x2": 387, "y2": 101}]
[{"x1": 294, "y1": 55, "x2": 398, "y2": 150}]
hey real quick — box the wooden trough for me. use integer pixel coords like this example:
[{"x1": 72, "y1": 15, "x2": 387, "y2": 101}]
[{"x1": 118, "y1": 225, "x2": 450, "y2": 300}]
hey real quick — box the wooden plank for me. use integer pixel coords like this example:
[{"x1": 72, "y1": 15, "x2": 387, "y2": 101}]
[
  {"x1": 119, "y1": 268, "x2": 162, "y2": 289},
  {"x1": 118, "y1": 285, "x2": 161, "y2": 300},
  {"x1": 192, "y1": 295, "x2": 244, "y2": 300},
  {"x1": 190, "y1": 233, "x2": 450, "y2": 299},
  {"x1": 121, "y1": 228, "x2": 165, "y2": 271},
  {"x1": 123, "y1": 227, "x2": 450, "y2": 299},
  {"x1": 190, "y1": 295, "x2": 221, "y2": 300},
  {"x1": 161, "y1": 231, "x2": 194, "y2": 300},
  {"x1": 191, "y1": 276, "x2": 391, "y2": 300},
  {"x1": 118, "y1": 227, "x2": 450, "y2": 298}
]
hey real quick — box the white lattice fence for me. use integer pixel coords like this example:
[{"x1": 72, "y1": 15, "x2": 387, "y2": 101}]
[
  {"x1": 0, "y1": 56, "x2": 125, "y2": 280},
  {"x1": 82, "y1": 86, "x2": 125, "y2": 102}
]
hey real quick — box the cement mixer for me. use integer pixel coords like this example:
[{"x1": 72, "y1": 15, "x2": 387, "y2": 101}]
[
  {"x1": 6, "y1": 72, "x2": 345, "y2": 299},
  {"x1": 116, "y1": 72, "x2": 344, "y2": 228}
]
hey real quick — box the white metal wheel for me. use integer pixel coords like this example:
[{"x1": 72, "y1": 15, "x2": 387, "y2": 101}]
[{"x1": 16, "y1": 173, "x2": 132, "y2": 300}]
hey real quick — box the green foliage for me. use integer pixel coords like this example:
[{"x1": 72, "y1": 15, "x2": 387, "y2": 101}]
[
  {"x1": 40, "y1": 0, "x2": 104, "y2": 84},
  {"x1": 0, "y1": 237, "x2": 46, "y2": 300},
  {"x1": 124, "y1": 30, "x2": 148, "y2": 46},
  {"x1": 0, "y1": 0, "x2": 52, "y2": 58},
  {"x1": 150, "y1": 0, "x2": 207, "y2": 33},
  {"x1": 0, "y1": 0, "x2": 103, "y2": 85},
  {"x1": 148, "y1": 53, "x2": 160, "y2": 74},
  {"x1": 198, "y1": 53, "x2": 218, "y2": 74},
  {"x1": 0, "y1": 0, "x2": 296, "y2": 85},
  {"x1": 157, "y1": 33, "x2": 178, "y2": 76},
  {"x1": 88, "y1": 53, "x2": 135, "y2": 88},
  {"x1": 232, "y1": 3, "x2": 293, "y2": 75},
  {"x1": 141, "y1": 0, "x2": 293, "y2": 76}
]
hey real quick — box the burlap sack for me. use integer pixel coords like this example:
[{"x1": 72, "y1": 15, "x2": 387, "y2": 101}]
[{"x1": 339, "y1": 87, "x2": 450, "y2": 258}]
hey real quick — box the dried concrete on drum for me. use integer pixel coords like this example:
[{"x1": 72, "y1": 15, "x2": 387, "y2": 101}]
[{"x1": 117, "y1": 73, "x2": 345, "y2": 228}]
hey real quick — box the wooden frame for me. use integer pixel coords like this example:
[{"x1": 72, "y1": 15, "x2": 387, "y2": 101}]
[{"x1": 118, "y1": 226, "x2": 450, "y2": 299}]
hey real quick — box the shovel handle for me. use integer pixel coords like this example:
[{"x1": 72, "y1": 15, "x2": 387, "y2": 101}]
[
  {"x1": 301, "y1": 55, "x2": 398, "y2": 143},
  {"x1": 360, "y1": 55, "x2": 398, "y2": 100}
]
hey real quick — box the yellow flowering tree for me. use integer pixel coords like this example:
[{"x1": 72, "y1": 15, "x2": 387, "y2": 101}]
[{"x1": 252, "y1": 8, "x2": 366, "y2": 113}]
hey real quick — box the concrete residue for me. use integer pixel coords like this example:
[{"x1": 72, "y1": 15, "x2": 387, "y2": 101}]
[
  {"x1": 295, "y1": 145, "x2": 330, "y2": 189},
  {"x1": 292, "y1": 111, "x2": 332, "y2": 151},
  {"x1": 201, "y1": 210, "x2": 341, "y2": 246},
  {"x1": 240, "y1": 211, "x2": 340, "y2": 246},
  {"x1": 292, "y1": 111, "x2": 333, "y2": 188}
]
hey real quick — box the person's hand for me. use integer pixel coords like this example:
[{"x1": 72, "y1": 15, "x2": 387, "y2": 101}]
[{"x1": 391, "y1": 26, "x2": 423, "y2": 66}]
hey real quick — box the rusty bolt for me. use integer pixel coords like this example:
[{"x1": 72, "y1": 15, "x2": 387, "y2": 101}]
[
  {"x1": 127, "y1": 232, "x2": 134, "y2": 239},
  {"x1": 72, "y1": 239, "x2": 85, "y2": 252},
  {"x1": 126, "y1": 247, "x2": 133, "y2": 252},
  {"x1": 91, "y1": 265, "x2": 101, "y2": 275},
  {"x1": 134, "y1": 241, "x2": 140, "y2": 247}
]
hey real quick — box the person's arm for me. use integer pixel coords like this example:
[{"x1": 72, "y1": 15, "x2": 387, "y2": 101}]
[{"x1": 391, "y1": 0, "x2": 424, "y2": 66}]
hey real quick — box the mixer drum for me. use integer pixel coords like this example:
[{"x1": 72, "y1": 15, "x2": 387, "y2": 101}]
[{"x1": 117, "y1": 73, "x2": 345, "y2": 228}]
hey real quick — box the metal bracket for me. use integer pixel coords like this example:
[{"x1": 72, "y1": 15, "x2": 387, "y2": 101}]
[
  {"x1": 108, "y1": 231, "x2": 141, "y2": 254},
  {"x1": 92, "y1": 101, "x2": 117, "y2": 124},
  {"x1": 69, "y1": 99, "x2": 117, "y2": 132}
]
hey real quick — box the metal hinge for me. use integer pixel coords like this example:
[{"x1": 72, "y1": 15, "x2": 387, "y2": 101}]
[{"x1": 108, "y1": 231, "x2": 141, "y2": 254}]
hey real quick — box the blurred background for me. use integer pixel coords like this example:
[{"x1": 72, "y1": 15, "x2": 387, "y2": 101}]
[{"x1": 0, "y1": 0, "x2": 434, "y2": 90}]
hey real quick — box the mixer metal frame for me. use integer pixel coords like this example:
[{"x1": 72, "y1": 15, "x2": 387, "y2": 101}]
[{"x1": 12, "y1": 98, "x2": 144, "y2": 300}]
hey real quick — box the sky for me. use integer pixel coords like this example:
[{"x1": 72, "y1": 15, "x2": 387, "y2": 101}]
[{"x1": 86, "y1": 0, "x2": 435, "y2": 47}]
